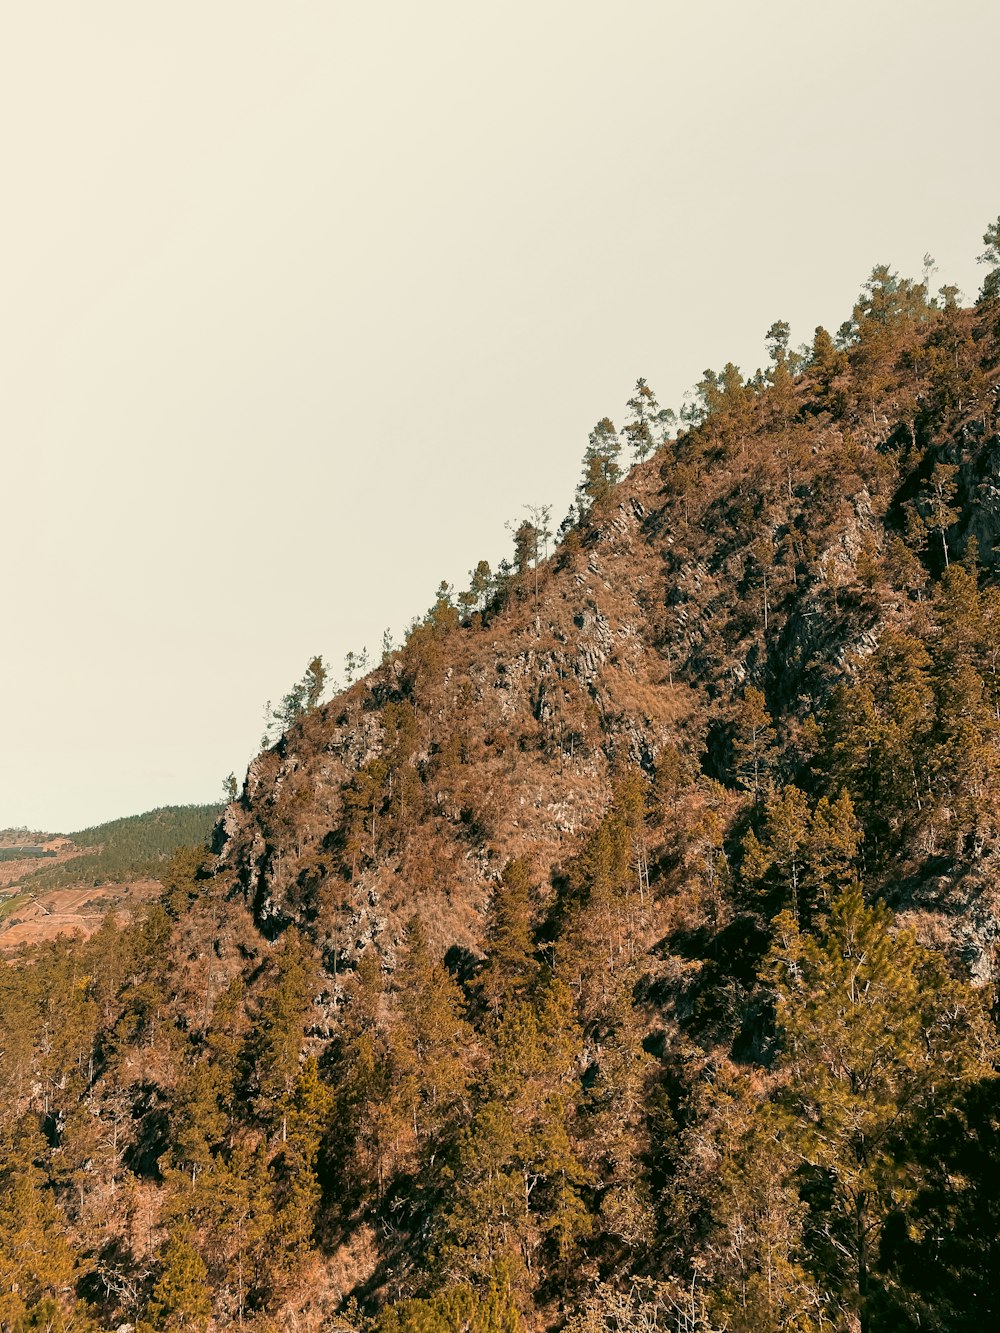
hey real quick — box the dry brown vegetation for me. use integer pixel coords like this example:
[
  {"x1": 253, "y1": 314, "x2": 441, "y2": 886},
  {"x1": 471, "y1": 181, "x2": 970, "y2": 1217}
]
[{"x1": 3, "y1": 258, "x2": 1000, "y2": 1332}]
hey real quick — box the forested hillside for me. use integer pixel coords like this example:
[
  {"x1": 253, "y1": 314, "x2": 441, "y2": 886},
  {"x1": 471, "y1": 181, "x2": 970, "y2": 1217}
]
[
  {"x1": 22, "y1": 806, "x2": 224, "y2": 893},
  {"x1": 2, "y1": 224, "x2": 999, "y2": 1333},
  {"x1": 0, "y1": 806, "x2": 223, "y2": 952}
]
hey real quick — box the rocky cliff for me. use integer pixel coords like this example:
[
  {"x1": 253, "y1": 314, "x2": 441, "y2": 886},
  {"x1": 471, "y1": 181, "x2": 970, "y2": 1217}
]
[{"x1": 215, "y1": 295, "x2": 1000, "y2": 984}]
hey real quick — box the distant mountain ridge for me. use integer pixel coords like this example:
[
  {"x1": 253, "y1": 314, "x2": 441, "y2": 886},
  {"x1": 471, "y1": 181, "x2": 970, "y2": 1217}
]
[{"x1": 23, "y1": 803, "x2": 223, "y2": 889}]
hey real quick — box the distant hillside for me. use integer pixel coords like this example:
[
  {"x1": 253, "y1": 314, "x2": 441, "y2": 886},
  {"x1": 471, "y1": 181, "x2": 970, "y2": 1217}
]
[
  {"x1": 18, "y1": 804, "x2": 222, "y2": 892},
  {"x1": 0, "y1": 805, "x2": 222, "y2": 951}
]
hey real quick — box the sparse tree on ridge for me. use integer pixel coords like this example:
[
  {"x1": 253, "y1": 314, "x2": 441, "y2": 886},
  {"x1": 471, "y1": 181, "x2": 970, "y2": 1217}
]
[
  {"x1": 623, "y1": 378, "x2": 673, "y2": 461},
  {"x1": 578, "y1": 417, "x2": 621, "y2": 514},
  {"x1": 263, "y1": 653, "x2": 330, "y2": 745},
  {"x1": 978, "y1": 213, "x2": 1000, "y2": 302}
]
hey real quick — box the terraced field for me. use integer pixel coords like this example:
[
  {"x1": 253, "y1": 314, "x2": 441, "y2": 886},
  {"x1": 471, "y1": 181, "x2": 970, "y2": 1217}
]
[
  {"x1": 0, "y1": 804, "x2": 219, "y2": 952},
  {"x1": 0, "y1": 877, "x2": 163, "y2": 951}
]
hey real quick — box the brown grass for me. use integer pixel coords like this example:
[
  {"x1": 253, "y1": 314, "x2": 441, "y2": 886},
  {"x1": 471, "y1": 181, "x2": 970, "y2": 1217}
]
[{"x1": 0, "y1": 877, "x2": 161, "y2": 952}]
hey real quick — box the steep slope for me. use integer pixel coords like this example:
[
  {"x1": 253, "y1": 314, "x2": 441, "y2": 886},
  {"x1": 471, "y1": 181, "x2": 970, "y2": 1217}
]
[
  {"x1": 217, "y1": 295, "x2": 1000, "y2": 979},
  {"x1": 2, "y1": 255, "x2": 1000, "y2": 1333}
]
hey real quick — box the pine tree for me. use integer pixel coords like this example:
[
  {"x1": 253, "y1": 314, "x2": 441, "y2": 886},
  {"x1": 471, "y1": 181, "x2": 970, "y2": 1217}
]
[
  {"x1": 187, "y1": 1141, "x2": 274, "y2": 1323},
  {"x1": 977, "y1": 213, "x2": 1000, "y2": 303},
  {"x1": 512, "y1": 521, "x2": 538, "y2": 578},
  {"x1": 764, "y1": 319, "x2": 796, "y2": 422},
  {"x1": 652, "y1": 743, "x2": 695, "y2": 824},
  {"x1": 766, "y1": 888, "x2": 995, "y2": 1333},
  {"x1": 810, "y1": 324, "x2": 844, "y2": 379},
  {"x1": 429, "y1": 581, "x2": 459, "y2": 631},
  {"x1": 741, "y1": 787, "x2": 863, "y2": 928},
  {"x1": 731, "y1": 687, "x2": 776, "y2": 801},
  {"x1": 244, "y1": 930, "x2": 316, "y2": 1140},
  {"x1": 203, "y1": 975, "x2": 249, "y2": 1136},
  {"x1": 332, "y1": 950, "x2": 404, "y2": 1204},
  {"x1": 377, "y1": 1276, "x2": 524, "y2": 1333},
  {"x1": 0, "y1": 1130, "x2": 80, "y2": 1333},
  {"x1": 578, "y1": 418, "x2": 621, "y2": 514},
  {"x1": 269, "y1": 653, "x2": 329, "y2": 735},
  {"x1": 585, "y1": 970, "x2": 653, "y2": 1250},
  {"x1": 920, "y1": 462, "x2": 960, "y2": 568},
  {"x1": 876, "y1": 1074, "x2": 1000, "y2": 1330},
  {"x1": 927, "y1": 565, "x2": 1000, "y2": 842},
  {"x1": 799, "y1": 789, "x2": 862, "y2": 914},
  {"x1": 269, "y1": 1055, "x2": 333, "y2": 1281},
  {"x1": 480, "y1": 859, "x2": 540, "y2": 1021},
  {"x1": 438, "y1": 979, "x2": 590, "y2": 1289},
  {"x1": 740, "y1": 784, "x2": 810, "y2": 920},
  {"x1": 623, "y1": 378, "x2": 673, "y2": 462},
  {"x1": 170, "y1": 1058, "x2": 227, "y2": 1185},
  {"x1": 558, "y1": 794, "x2": 646, "y2": 1026},
  {"x1": 303, "y1": 654, "x2": 328, "y2": 708},
  {"x1": 390, "y1": 916, "x2": 473, "y2": 1175},
  {"x1": 826, "y1": 632, "x2": 935, "y2": 861},
  {"x1": 469, "y1": 559, "x2": 494, "y2": 613},
  {"x1": 437, "y1": 1099, "x2": 526, "y2": 1287},
  {"x1": 669, "y1": 1066, "x2": 822, "y2": 1333},
  {"x1": 142, "y1": 1222, "x2": 212, "y2": 1332}
]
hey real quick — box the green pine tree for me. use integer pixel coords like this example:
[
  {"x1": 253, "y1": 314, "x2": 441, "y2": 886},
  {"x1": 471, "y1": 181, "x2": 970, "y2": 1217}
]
[
  {"x1": 766, "y1": 888, "x2": 995, "y2": 1333},
  {"x1": 142, "y1": 1222, "x2": 212, "y2": 1332}
]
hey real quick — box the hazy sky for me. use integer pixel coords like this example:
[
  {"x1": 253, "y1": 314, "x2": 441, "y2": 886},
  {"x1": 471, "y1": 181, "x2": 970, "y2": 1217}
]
[{"x1": 2, "y1": 1, "x2": 997, "y2": 832}]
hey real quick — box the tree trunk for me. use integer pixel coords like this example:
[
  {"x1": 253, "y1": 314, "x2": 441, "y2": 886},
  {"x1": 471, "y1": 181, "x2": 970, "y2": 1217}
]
[{"x1": 857, "y1": 1193, "x2": 870, "y2": 1333}]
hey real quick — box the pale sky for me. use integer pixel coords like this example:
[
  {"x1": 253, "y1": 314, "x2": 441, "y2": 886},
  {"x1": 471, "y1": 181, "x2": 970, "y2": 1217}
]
[{"x1": 1, "y1": 1, "x2": 997, "y2": 832}]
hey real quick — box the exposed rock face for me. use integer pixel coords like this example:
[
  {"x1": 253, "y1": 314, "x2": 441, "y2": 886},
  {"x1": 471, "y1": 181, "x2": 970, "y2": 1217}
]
[
  {"x1": 959, "y1": 428, "x2": 1000, "y2": 564},
  {"x1": 215, "y1": 307, "x2": 1000, "y2": 981},
  {"x1": 216, "y1": 486, "x2": 687, "y2": 961}
]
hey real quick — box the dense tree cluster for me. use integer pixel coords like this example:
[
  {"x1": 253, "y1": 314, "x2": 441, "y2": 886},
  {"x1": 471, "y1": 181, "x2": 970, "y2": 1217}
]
[{"x1": 15, "y1": 804, "x2": 222, "y2": 893}]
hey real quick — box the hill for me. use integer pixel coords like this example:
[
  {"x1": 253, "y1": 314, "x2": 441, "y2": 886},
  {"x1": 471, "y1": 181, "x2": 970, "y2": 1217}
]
[
  {"x1": 23, "y1": 804, "x2": 224, "y2": 891},
  {"x1": 0, "y1": 805, "x2": 222, "y2": 950},
  {"x1": 1, "y1": 230, "x2": 999, "y2": 1332}
]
